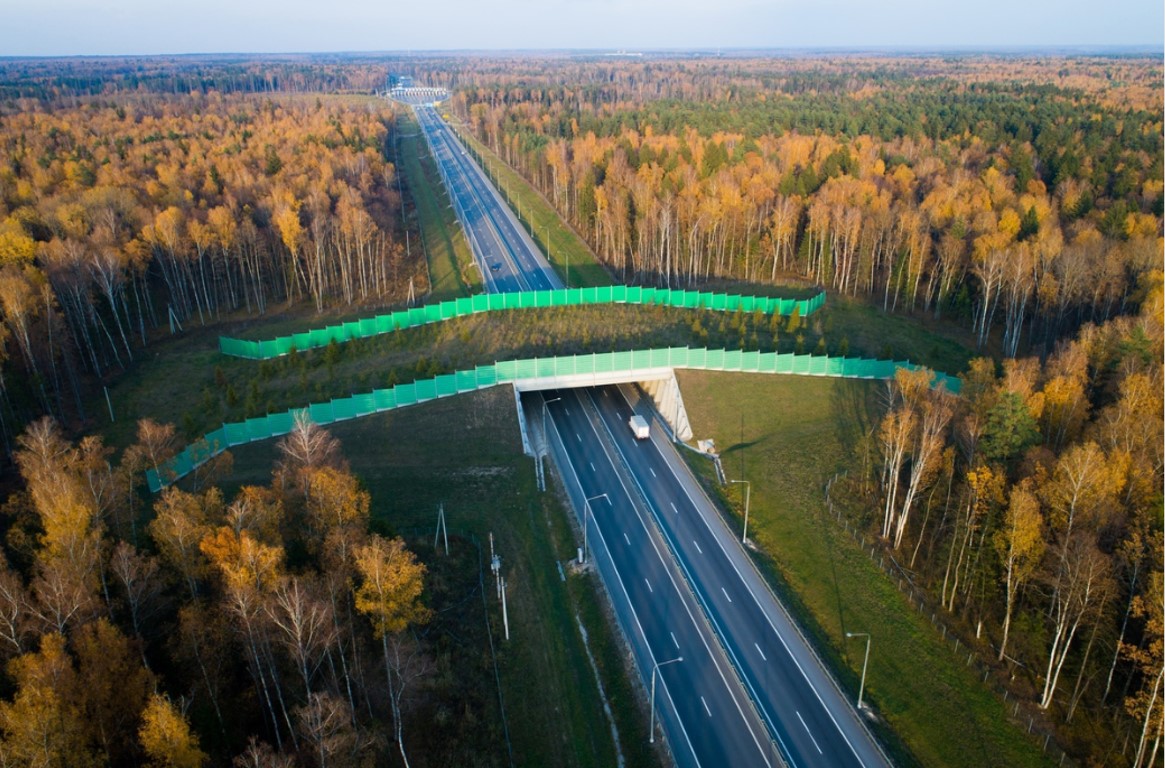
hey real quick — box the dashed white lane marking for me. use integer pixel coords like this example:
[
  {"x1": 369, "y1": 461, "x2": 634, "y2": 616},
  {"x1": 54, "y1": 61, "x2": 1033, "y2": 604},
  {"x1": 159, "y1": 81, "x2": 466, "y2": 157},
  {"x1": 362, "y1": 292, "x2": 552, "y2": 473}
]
[
  {"x1": 649, "y1": 467, "x2": 657, "y2": 477},
  {"x1": 644, "y1": 578, "x2": 653, "y2": 593},
  {"x1": 623, "y1": 532, "x2": 631, "y2": 546},
  {"x1": 590, "y1": 462, "x2": 596, "y2": 472},
  {"x1": 564, "y1": 407, "x2": 570, "y2": 415},
  {"x1": 693, "y1": 540, "x2": 703, "y2": 554},
  {"x1": 755, "y1": 643, "x2": 767, "y2": 661},
  {"x1": 701, "y1": 697, "x2": 712, "y2": 716},
  {"x1": 576, "y1": 433, "x2": 582, "y2": 442},
  {"x1": 721, "y1": 587, "x2": 733, "y2": 603},
  {"x1": 670, "y1": 502, "x2": 679, "y2": 514},
  {"x1": 671, "y1": 632, "x2": 680, "y2": 649},
  {"x1": 797, "y1": 711, "x2": 824, "y2": 754}
]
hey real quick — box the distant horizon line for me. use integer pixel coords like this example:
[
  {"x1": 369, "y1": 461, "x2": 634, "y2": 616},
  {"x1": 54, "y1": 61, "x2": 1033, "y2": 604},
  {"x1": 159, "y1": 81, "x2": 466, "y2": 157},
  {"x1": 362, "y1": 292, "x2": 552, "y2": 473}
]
[{"x1": 2, "y1": 43, "x2": 1163, "y2": 62}]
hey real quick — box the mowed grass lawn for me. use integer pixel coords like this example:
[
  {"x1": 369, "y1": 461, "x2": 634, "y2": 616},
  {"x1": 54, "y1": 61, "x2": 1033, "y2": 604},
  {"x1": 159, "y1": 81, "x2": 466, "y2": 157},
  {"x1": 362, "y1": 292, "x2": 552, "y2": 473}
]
[
  {"x1": 219, "y1": 386, "x2": 660, "y2": 768},
  {"x1": 677, "y1": 371, "x2": 1051, "y2": 768}
]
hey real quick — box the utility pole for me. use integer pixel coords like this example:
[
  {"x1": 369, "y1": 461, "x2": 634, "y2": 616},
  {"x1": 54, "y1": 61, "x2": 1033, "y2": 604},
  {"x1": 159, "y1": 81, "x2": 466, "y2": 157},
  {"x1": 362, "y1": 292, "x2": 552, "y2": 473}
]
[
  {"x1": 434, "y1": 503, "x2": 448, "y2": 555},
  {"x1": 501, "y1": 577, "x2": 510, "y2": 640},
  {"x1": 490, "y1": 533, "x2": 501, "y2": 599}
]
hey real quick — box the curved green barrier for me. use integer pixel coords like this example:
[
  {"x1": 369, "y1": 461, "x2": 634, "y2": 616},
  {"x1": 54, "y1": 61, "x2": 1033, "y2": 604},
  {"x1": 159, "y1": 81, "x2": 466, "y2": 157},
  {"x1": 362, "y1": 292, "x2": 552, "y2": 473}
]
[
  {"x1": 147, "y1": 346, "x2": 958, "y2": 491},
  {"x1": 219, "y1": 285, "x2": 827, "y2": 359}
]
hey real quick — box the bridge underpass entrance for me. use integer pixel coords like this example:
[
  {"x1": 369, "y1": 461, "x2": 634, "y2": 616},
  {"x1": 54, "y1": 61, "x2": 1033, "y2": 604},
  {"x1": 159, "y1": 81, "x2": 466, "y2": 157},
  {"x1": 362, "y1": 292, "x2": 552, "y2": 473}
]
[{"x1": 515, "y1": 370, "x2": 695, "y2": 468}]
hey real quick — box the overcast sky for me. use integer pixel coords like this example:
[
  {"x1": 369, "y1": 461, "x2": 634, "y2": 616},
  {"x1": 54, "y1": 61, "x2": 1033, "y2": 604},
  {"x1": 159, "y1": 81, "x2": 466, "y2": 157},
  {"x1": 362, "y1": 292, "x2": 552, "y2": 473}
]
[{"x1": 4, "y1": 0, "x2": 1163, "y2": 57}]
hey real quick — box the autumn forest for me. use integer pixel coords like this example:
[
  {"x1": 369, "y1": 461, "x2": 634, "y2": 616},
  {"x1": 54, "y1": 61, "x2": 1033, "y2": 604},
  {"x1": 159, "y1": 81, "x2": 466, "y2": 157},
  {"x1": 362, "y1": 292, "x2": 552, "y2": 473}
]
[{"x1": 0, "y1": 52, "x2": 1160, "y2": 768}]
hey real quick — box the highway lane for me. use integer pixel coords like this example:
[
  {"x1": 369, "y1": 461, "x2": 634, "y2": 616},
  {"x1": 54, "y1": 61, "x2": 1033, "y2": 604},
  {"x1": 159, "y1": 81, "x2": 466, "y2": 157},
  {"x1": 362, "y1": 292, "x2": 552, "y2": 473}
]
[
  {"x1": 407, "y1": 101, "x2": 888, "y2": 767},
  {"x1": 545, "y1": 388, "x2": 777, "y2": 768},
  {"x1": 412, "y1": 105, "x2": 559, "y2": 292},
  {"x1": 587, "y1": 385, "x2": 890, "y2": 768},
  {"x1": 413, "y1": 106, "x2": 523, "y2": 293},
  {"x1": 430, "y1": 112, "x2": 559, "y2": 289}
]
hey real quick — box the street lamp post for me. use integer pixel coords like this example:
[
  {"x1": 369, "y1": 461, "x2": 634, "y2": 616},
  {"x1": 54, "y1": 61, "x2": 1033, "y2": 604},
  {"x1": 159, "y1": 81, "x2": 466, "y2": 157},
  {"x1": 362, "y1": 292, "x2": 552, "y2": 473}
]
[
  {"x1": 729, "y1": 479, "x2": 751, "y2": 544},
  {"x1": 650, "y1": 656, "x2": 684, "y2": 743},
  {"x1": 846, "y1": 632, "x2": 871, "y2": 710},
  {"x1": 541, "y1": 396, "x2": 561, "y2": 445},
  {"x1": 583, "y1": 494, "x2": 608, "y2": 563}
]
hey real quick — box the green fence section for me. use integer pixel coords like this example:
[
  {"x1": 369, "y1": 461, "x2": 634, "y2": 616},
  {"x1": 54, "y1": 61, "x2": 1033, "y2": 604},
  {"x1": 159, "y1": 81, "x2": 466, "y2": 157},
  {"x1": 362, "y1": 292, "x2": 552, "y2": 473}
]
[
  {"x1": 148, "y1": 347, "x2": 958, "y2": 492},
  {"x1": 218, "y1": 286, "x2": 828, "y2": 359}
]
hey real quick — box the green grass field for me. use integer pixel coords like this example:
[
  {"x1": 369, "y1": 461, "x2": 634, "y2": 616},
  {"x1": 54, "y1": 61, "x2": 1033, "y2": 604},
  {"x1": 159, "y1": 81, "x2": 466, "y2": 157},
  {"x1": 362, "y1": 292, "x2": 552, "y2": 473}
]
[
  {"x1": 397, "y1": 111, "x2": 480, "y2": 300},
  {"x1": 450, "y1": 123, "x2": 611, "y2": 289},
  {"x1": 219, "y1": 386, "x2": 660, "y2": 768},
  {"x1": 676, "y1": 370, "x2": 1051, "y2": 768}
]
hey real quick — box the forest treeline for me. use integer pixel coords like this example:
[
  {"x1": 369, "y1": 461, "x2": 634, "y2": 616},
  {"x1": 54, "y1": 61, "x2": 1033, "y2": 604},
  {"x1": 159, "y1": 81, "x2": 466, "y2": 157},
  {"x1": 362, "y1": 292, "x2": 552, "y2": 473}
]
[
  {"x1": 841, "y1": 277, "x2": 1162, "y2": 765},
  {"x1": 0, "y1": 88, "x2": 421, "y2": 450},
  {"x1": 0, "y1": 57, "x2": 397, "y2": 103},
  {"x1": 442, "y1": 56, "x2": 1161, "y2": 359},
  {"x1": 416, "y1": 55, "x2": 1165, "y2": 766},
  {"x1": 0, "y1": 413, "x2": 442, "y2": 767}
]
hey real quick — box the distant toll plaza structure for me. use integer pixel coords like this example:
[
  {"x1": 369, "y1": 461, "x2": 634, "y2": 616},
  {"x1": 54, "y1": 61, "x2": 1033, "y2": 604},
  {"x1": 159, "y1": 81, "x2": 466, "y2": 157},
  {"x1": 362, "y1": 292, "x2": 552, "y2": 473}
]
[{"x1": 386, "y1": 75, "x2": 449, "y2": 105}]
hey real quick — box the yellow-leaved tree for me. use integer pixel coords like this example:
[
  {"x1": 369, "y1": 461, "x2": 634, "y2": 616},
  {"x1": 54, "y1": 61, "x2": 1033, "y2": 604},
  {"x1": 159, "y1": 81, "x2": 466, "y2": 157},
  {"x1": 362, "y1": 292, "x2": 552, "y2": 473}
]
[
  {"x1": 139, "y1": 693, "x2": 207, "y2": 768},
  {"x1": 353, "y1": 535, "x2": 429, "y2": 768}
]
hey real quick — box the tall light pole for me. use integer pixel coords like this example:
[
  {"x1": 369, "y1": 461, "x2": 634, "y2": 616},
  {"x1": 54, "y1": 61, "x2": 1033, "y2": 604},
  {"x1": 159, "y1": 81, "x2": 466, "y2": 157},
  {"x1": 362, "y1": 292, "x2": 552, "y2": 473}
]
[
  {"x1": 650, "y1": 656, "x2": 684, "y2": 743},
  {"x1": 583, "y1": 494, "x2": 608, "y2": 563},
  {"x1": 846, "y1": 632, "x2": 871, "y2": 710},
  {"x1": 541, "y1": 395, "x2": 561, "y2": 445},
  {"x1": 729, "y1": 479, "x2": 751, "y2": 544}
]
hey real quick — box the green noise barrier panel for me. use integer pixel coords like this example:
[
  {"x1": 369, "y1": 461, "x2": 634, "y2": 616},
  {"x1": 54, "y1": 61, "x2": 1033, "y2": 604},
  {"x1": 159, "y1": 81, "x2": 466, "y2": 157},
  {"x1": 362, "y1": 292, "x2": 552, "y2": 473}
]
[
  {"x1": 147, "y1": 347, "x2": 959, "y2": 492},
  {"x1": 219, "y1": 286, "x2": 828, "y2": 359}
]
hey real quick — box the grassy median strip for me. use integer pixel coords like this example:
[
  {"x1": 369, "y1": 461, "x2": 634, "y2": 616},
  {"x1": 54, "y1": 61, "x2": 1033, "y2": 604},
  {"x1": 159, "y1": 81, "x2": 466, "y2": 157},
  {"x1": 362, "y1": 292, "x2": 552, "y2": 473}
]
[
  {"x1": 449, "y1": 121, "x2": 610, "y2": 289},
  {"x1": 677, "y1": 371, "x2": 1051, "y2": 768},
  {"x1": 397, "y1": 110, "x2": 480, "y2": 300},
  {"x1": 219, "y1": 387, "x2": 660, "y2": 768}
]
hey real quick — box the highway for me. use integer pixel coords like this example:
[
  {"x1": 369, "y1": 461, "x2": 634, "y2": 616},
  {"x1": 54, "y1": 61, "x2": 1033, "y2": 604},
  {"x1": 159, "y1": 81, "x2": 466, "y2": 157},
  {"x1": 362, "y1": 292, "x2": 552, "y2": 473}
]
[
  {"x1": 412, "y1": 104, "x2": 558, "y2": 293},
  {"x1": 581, "y1": 386, "x2": 890, "y2": 768},
  {"x1": 547, "y1": 387, "x2": 776, "y2": 767},
  {"x1": 401, "y1": 98, "x2": 890, "y2": 767}
]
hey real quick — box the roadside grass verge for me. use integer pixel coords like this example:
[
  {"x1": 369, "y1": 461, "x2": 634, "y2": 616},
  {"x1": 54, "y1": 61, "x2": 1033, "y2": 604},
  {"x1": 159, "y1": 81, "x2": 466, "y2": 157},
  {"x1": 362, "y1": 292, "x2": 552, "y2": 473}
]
[
  {"x1": 218, "y1": 386, "x2": 659, "y2": 768},
  {"x1": 449, "y1": 123, "x2": 610, "y2": 289},
  {"x1": 397, "y1": 110, "x2": 480, "y2": 300},
  {"x1": 676, "y1": 371, "x2": 1051, "y2": 768}
]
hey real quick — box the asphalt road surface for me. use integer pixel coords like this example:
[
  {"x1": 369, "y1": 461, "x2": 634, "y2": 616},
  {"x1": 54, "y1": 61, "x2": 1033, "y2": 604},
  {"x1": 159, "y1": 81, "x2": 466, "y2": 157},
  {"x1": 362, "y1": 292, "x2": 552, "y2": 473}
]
[
  {"x1": 546, "y1": 387, "x2": 778, "y2": 767},
  {"x1": 408, "y1": 102, "x2": 889, "y2": 767},
  {"x1": 413, "y1": 105, "x2": 559, "y2": 292},
  {"x1": 585, "y1": 386, "x2": 890, "y2": 768}
]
